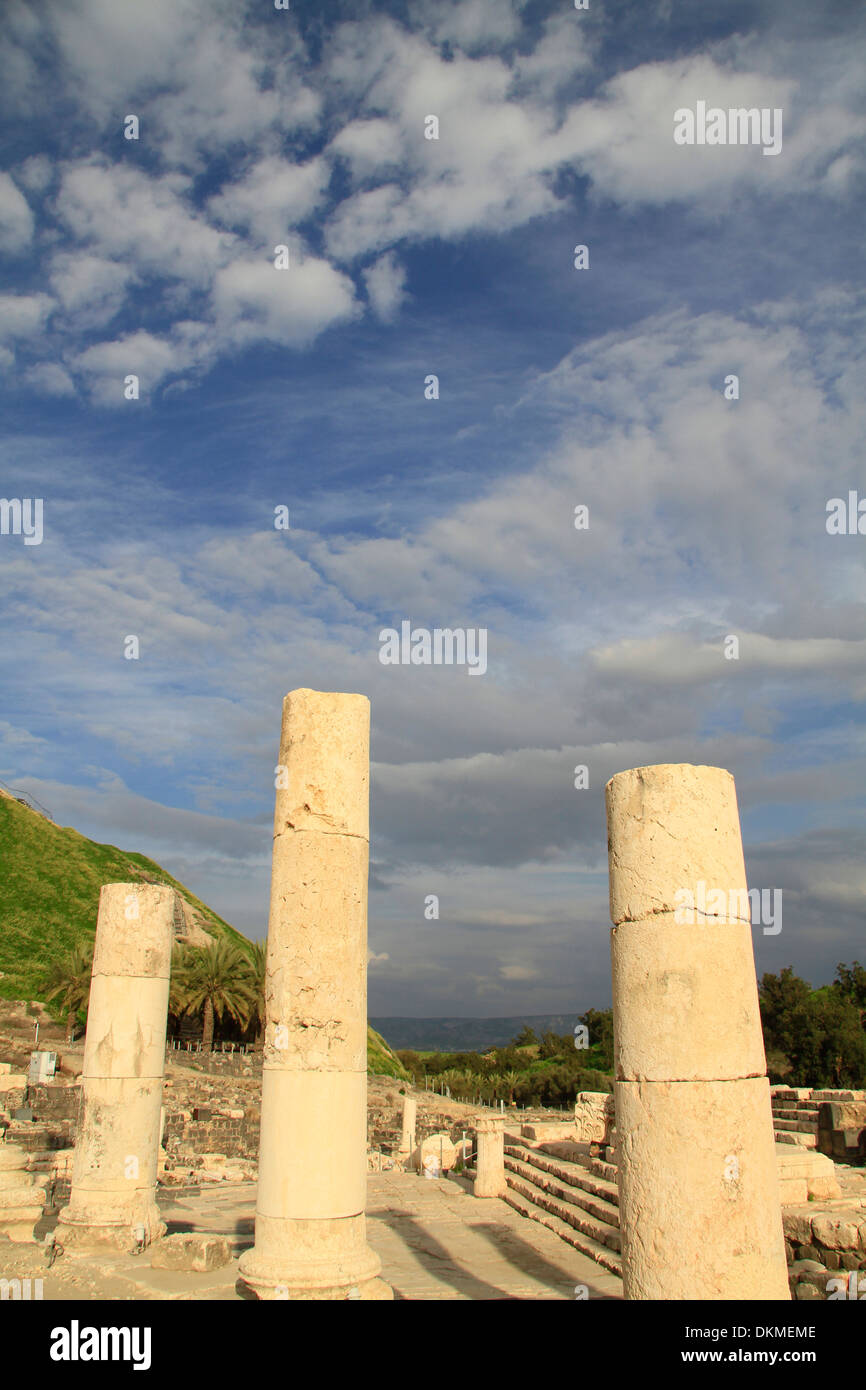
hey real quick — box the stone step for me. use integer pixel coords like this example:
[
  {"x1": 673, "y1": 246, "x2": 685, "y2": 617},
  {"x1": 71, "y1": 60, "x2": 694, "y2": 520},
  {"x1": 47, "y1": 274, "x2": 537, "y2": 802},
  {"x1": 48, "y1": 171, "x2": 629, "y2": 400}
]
[
  {"x1": 503, "y1": 1182, "x2": 622, "y2": 1278},
  {"x1": 775, "y1": 1130, "x2": 818, "y2": 1149},
  {"x1": 505, "y1": 1169, "x2": 622, "y2": 1254},
  {"x1": 774, "y1": 1118, "x2": 820, "y2": 1134},
  {"x1": 504, "y1": 1146, "x2": 619, "y2": 1212},
  {"x1": 505, "y1": 1156, "x2": 620, "y2": 1231},
  {"x1": 772, "y1": 1105, "x2": 820, "y2": 1120},
  {"x1": 589, "y1": 1155, "x2": 618, "y2": 1183}
]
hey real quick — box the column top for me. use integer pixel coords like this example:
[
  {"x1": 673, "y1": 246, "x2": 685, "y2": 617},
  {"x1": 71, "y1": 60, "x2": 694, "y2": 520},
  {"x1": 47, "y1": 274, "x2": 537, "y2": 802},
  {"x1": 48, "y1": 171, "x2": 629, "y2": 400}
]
[
  {"x1": 274, "y1": 689, "x2": 370, "y2": 840},
  {"x1": 473, "y1": 1115, "x2": 506, "y2": 1134},
  {"x1": 605, "y1": 763, "x2": 748, "y2": 926},
  {"x1": 93, "y1": 883, "x2": 178, "y2": 978}
]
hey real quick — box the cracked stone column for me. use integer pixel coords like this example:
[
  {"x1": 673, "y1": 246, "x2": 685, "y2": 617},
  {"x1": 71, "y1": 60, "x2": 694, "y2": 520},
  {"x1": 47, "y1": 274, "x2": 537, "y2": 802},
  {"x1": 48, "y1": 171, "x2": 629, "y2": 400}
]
[
  {"x1": 399, "y1": 1094, "x2": 417, "y2": 1156},
  {"x1": 58, "y1": 883, "x2": 176, "y2": 1253},
  {"x1": 473, "y1": 1115, "x2": 507, "y2": 1198},
  {"x1": 605, "y1": 764, "x2": 789, "y2": 1300},
  {"x1": 238, "y1": 689, "x2": 391, "y2": 1300}
]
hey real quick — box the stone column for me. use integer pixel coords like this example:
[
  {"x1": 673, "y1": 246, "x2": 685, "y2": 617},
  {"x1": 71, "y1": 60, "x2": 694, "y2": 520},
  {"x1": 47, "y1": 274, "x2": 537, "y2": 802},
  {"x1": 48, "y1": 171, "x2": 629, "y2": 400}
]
[
  {"x1": 473, "y1": 1115, "x2": 506, "y2": 1198},
  {"x1": 399, "y1": 1094, "x2": 417, "y2": 1155},
  {"x1": 605, "y1": 764, "x2": 789, "y2": 1300},
  {"x1": 58, "y1": 883, "x2": 176, "y2": 1253},
  {"x1": 237, "y1": 689, "x2": 391, "y2": 1300},
  {"x1": 0, "y1": 1143, "x2": 46, "y2": 1242}
]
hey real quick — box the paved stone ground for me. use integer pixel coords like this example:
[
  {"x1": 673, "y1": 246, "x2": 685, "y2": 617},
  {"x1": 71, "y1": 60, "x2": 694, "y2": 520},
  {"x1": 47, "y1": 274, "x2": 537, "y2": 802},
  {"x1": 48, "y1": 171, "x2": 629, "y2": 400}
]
[
  {"x1": 0, "y1": 1174, "x2": 622, "y2": 1301},
  {"x1": 366, "y1": 1172, "x2": 622, "y2": 1300}
]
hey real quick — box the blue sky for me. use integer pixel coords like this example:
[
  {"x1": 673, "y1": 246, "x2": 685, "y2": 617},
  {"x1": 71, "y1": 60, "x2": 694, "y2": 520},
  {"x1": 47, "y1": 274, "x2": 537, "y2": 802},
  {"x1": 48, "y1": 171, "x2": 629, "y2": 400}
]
[{"x1": 0, "y1": 0, "x2": 864, "y2": 1016}]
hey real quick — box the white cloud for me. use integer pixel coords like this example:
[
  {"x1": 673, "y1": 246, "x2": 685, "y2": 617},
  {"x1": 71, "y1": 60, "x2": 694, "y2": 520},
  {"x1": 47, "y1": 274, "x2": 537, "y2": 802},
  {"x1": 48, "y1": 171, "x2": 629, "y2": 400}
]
[
  {"x1": 593, "y1": 633, "x2": 866, "y2": 686},
  {"x1": 45, "y1": 0, "x2": 320, "y2": 168},
  {"x1": 428, "y1": 0, "x2": 524, "y2": 52},
  {"x1": 22, "y1": 363, "x2": 76, "y2": 397},
  {"x1": 363, "y1": 252, "x2": 408, "y2": 322},
  {"x1": 212, "y1": 252, "x2": 359, "y2": 348},
  {"x1": 0, "y1": 172, "x2": 33, "y2": 252},
  {"x1": 207, "y1": 156, "x2": 331, "y2": 245},
  {"x1": 72, "y1": 328, "x2": 192, "y2": 405},
  {"x1": 14, "y1": 154, "x2": 53, "y2": 193},
  {"x1": 0, "y1": 293, "x2": 54, "y2": 342},
  {"x1": 328, "y1": 119, "x2": 404, "y2": 182},
  {"x1": 54, "y1": 160, "x2": 235, "y2": 288},
  {"x1": 49, "y1": 252, "x2": 135, "y2": 328}
]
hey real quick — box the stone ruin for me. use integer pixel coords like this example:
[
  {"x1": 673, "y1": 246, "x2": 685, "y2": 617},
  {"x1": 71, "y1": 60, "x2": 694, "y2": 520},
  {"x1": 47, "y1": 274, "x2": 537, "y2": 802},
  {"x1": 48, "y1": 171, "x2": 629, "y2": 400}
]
[{"x1": 2, "y1": 708, "x2": 864, "y2": 1301}]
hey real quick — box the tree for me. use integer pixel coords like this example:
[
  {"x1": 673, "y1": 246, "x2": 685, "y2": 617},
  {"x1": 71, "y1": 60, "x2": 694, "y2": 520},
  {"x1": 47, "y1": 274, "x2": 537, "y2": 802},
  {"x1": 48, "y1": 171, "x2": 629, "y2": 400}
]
[
  {"x1": 833, "y1": 962, "x2": 866, "y2": 1027},
  {"x1": 512, "y1": 1025, "x2": 538, "y2": 1048},
  {"x1": 42, "y1": 942, "x2": 94, "y2": 1043},
  {"x1": 760, "y1": 966, "x2": 866, "y2": 1088},
  {"x1": 503, "y1": 1069, "x2": 521, "y2": 1104},
  {"x1": 171, "y1": 939, "x2": 256, "y2": 1051},
  {"x1": 244, "y1": 939, "x2": 267, "y2": 1046},
  {"x1": 759, "y1": 967, "x2": 812, "y2": 1074},
  {"x1": 539, "y1": 1030, "x2": 563, "y2": 1060},
  {"x1": 578, "y1": 1008, "x2": 614, "y2": 1071}
]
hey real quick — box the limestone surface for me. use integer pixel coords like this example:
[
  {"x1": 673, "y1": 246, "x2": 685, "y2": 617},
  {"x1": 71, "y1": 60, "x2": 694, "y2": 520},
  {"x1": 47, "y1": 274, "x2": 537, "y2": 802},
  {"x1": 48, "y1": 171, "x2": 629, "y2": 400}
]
[
  {"x1": 606, "y1": 763, "x2": 789, "y2": 1301},
  {"x1": 57, "y1": 883, "x2": 177, "y2": 1254},
  {"x1": 237, "y1": 690, "x2": 390, "y2": 1301}
]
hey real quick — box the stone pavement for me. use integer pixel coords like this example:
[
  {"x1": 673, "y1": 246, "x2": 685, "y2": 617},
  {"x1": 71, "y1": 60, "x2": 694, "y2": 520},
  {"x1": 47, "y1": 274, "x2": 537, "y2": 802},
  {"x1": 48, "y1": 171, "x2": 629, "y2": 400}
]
[
  {"x1": 0, "y1": 1173, "x2": 623, "y2": 1301},
  {"x1": 366, "y1": 1172, "x2": 623, "y2": 1300}
]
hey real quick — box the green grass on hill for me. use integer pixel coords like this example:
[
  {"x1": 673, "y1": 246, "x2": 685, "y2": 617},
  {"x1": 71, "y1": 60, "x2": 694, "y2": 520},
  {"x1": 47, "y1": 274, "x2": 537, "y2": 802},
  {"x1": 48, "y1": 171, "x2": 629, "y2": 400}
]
[
  {"x1": 0, "y1": 792, "x2": 248, "y2": 1001},
  {"x1": 367, "y1": 1025, "x2": 410, "y2": 1080},
  {"x1": 0, "y1": 793, "x2": 406, "y2": 1079}
]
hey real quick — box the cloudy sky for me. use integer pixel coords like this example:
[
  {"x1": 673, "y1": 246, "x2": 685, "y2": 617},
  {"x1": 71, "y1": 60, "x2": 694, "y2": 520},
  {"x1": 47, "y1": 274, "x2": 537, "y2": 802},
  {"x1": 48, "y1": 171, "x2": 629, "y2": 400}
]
[{"x1": 1, "y1": 0, "x2": 864, "y2": 1017}]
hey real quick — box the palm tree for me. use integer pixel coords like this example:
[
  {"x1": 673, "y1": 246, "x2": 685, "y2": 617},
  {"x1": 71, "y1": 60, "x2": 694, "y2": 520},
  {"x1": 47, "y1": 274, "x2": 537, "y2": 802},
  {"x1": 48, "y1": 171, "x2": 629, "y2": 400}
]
[
  {"x1": 171, "y1": 939, "x2": 256, "y2": 1051},
  {"x1": 453, "y1": 1069, "x2": 474, "y2": 1102},
  {"x1": 503, "y1": 1070, "x2": 521, "y2": 1105},
  {"x1": 244, "y1": 940, "x2": 267, "y2": 1047},
  {"x1": 438, "y1": 1068, "x2": 460, "y2": 1098},
  {"x1": 42, "y1": 941, "x2": 94, "y2": 1043}
]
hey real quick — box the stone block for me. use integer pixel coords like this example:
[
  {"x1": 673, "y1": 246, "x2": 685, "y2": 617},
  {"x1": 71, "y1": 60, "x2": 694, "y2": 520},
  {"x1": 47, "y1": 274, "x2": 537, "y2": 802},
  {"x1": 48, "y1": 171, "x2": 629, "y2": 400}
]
[
  {"x1": 797, "y1": 1245, "x2": 822, "y2": 1263},
  {"x1": 150, "y1": 1233, "x2": 232, "y2": 1272},
  {"x1": 811, "y1": 1215, "x2": 861, "y2": 1251},
  {"x1": 779, "y1": 1177, "x2": 808, "y2": 1205},
  {"x1": 782, "y1": 1207, "x2": 815, "y2": 1245}
]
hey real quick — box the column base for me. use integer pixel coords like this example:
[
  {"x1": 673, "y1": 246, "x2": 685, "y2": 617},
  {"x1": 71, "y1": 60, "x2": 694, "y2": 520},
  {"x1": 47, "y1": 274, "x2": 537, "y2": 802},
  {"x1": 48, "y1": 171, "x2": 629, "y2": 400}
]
[
  {"x1": 473, "y1": 1181, "x2": 507, "y2": 1199},
  {"x1": 237, "y1": 1271, "x2": 393, "y2": 1301},
  {"x1": 57, "y1": 1210, "x2": 166, "y2": 1257},
  {"x1": 0, "y1": 1210, "x2": 43, "y2": 1242},
  {"x1": 237, "y1": 1217, "x2": 390, "y2": 1300}
]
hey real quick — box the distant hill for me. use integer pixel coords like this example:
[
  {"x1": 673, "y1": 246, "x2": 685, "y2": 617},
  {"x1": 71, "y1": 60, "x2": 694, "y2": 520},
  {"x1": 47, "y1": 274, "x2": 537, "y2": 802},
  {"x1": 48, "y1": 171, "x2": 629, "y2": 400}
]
[
  {"x1": 0, "y1": 789, "x2": 406, "y2": 1078},
  {"x1": 370, "y1": 1015, "x2": 583, "y2": 1052}
]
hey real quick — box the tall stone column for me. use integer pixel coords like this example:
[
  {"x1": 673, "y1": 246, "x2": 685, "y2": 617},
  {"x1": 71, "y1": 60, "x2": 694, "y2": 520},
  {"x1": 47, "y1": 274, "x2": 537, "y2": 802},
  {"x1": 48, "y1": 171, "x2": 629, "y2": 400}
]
[
  {"x1": 399, "y1": 1094, "x2": 417, "y2": 1156},
  {"x1": 605, "y1": 764, "x2": 789, "y2": 1300},
  {"x1": 473, "y1": 1115, "x2": 506, "y2": 1198},
  {"x1": 58, "y1": 883, "x2": 177, "y2": 1253},
  {"x1": 238, "y1": 689, "x2": 391, "y2": 1300}
]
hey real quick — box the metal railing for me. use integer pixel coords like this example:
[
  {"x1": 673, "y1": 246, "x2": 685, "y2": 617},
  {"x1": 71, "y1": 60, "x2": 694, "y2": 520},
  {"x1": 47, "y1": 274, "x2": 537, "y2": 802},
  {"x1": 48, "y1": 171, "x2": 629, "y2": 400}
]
[{"x1": 0, "y1": 778, "x2": 54, "y2": 822}]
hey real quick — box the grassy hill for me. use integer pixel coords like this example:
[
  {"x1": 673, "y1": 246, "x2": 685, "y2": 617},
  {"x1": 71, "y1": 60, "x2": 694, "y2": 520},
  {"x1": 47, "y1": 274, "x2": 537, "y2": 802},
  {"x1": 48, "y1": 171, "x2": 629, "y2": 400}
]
[
  {"x1": 0, "y1": 790, "x2": 406, "y2": 1078},
  {"x1": 0, "y1": 790, "x2": 247, "y2": 999},
  {"x1": 367, "y1": 1025, "x2": 410, "y2": 1080}
]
